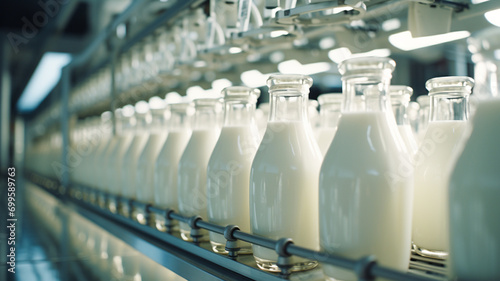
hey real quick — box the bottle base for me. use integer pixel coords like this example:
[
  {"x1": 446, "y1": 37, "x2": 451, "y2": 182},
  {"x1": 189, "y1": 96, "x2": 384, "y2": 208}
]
[
  {"x1": 412, "y1": 242, "x2": 448, "y2": 260},
  {"x1": 180, "y1": 229, "x2": 209, "y2": 242},
  {"x1": 254, "y1": 256, "x2": 318, "y2": 272},
  {"x1": 210, "y1": 241, "x2": 253, "y2": 255}
]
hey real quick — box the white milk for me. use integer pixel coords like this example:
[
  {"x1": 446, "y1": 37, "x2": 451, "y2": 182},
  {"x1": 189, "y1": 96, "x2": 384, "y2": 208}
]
[
  {"x1": 315, "y1": 127, "x2": 338, "y2": 156},
  {"x1": 177, "y1": 129, "x2": 220, "y2": 241},
  {"x1": 154, "y1": 130, "x2": 191, "y2": 210},
  {"x1": 398, "y1": 125, "x2": 418, "y2": 156},
  {"x1": 413, "y1": 120, "x2": 467, "y2": 256},
  {"x1": 121, "y1": 134, "x2": 149, "y2": 199},
  {"x1": 207, "y1": 126, "x2": 260, "y2": 254},
  {"x1": 250, "y1": 121, "x2": 321, "y2": 270},
  {"x1": 449, "y1": 99, "x2": 500, "y2": 280},
  {"x1": 319, "y1": 112, "x2": 413, "y2": 281},
  {"x1": 136, "y1": 132, "x2": 168, "y2": 203}
]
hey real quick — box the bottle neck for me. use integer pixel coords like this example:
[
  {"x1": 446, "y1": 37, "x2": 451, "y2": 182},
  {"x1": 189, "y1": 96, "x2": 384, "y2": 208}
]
[
  {"x1": 269, "y1": 92, "x2": 308, "y2": 123},
  {"x1": 193, "y1": 106, "x2": 220, "y2": 130},
  {"x1": 430, "y1": 94, "x2": 469, "y2": 122},
  {"x1": 168, "y1": 110, "x2": 190, "y2": 131},
  {"x1": 343, "y1": 76, "x2": 391, "y2": 113},
  {"x1": 150, "y1": 112, "x2": 166, "y2": 134},
  {"x1": 391, "y1": 100, "x2": 410, "y2": 126},
  {"x1": 135, "y1": 114, "x2": 151, "y2": 133},
  {"x1": 319, "y1": 103, "x2": 342, "y2": 128},
  {"x1": 224, "y1": 100, "x2": 256, "y2": 127}
]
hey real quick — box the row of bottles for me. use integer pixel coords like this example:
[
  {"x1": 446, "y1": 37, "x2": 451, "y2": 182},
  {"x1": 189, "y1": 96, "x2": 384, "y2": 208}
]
[
  {"x1": 27, "y1": 184, "x2": 185, "y2": 281},
  {"x1": 26, "y1": 56, "x2": 500, "y2": 280}
]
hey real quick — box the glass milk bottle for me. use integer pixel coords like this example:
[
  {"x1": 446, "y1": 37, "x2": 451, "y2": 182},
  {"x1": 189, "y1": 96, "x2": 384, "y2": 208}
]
[
  {"x1": 390, "y1": 86, "x2": 418, "y2": 156},
  {"x1": 154, "y1": 102, "x2": 193, "y2": 231},
  {"x1": 106, "y1": 106, "x2": 135, "y2": 197},
  {"x1": 449, "y1": 30, "x2": 500, "y2": 280},
  {"x1": 177, "y1": 98, "x2": 222, "y2": 241},
  {"x1": 250, "y1": 74, "x2": 322, "y2": 272},
  {"x1": 315, "y1": 93, "x2": 343, "y2": 156},
  {"x1": 89, "y1": 111, "x2": 112, "y2": 189},
  {"x1": 448, "y1": 98, "x2": 500, "y2": 280},
  {"x1": 135, "y1": 97, "x2": 169, "y2": 224},
  {"x1": 319, "y1": 57, "x2": 413, "y2": 281},
  {"x1": 412, "y1": 76, "x2": 473, "y2": 259},
  {"x1": 121, "y1": 101, "x2": 151, "y2": 211},
  {"x1": 207, "y1": 86, "x2": 261, "y2": 254}
]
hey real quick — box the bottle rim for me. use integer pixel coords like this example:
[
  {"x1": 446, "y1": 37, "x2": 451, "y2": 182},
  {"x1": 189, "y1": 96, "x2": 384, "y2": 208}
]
[
  {"x1": 222, "y1": 86, "x2": 261, "y2": 102},
  {"x1": 338, "y1": 56, "x2": 396, "y2": 77},
  {"x1": 426, "y1": 76, "x2": 474, "y2": 96},
  {"x1": 266, "y1": 73, "x2": 313, "y2": 92}
]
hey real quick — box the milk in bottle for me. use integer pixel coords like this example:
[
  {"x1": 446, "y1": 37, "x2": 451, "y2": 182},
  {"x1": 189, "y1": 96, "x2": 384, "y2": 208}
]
[
  {"x1": 153, "y1": 102, "x2": 192, "y2": 231},
  {"x1": 120, "y1": 101, "x2": 151, "y2": 216},
  {"x1": 89, "y1": 111, "x2": 113, "y2": 190},
  {"x1": 319, "y1": 57, "x2": 413, "y2": 281},
  {"x1": 315, "y1": 93, "x2": 343, "y2": 156},
  {"x1": 390, "y1": 86, "x2": 418, "y2": 156},
  {"x1": 177, "y1": 98, "x2": 222, "y2": 241},
  {"x1": 412, "y1": 76, "x2": 473, "y2": 259},
  {"x1": 250, "y1": 74, "x2": 322, "y2": 272},
  {"x1": 135, "y1": 97, "x2": 169, "y2": 224},
  {"x1": 448, "y1": 30, "x2": 500, "y2": 280},
  {"x1": 207, "y1": 86, "x2": 261, "y2": 254}
]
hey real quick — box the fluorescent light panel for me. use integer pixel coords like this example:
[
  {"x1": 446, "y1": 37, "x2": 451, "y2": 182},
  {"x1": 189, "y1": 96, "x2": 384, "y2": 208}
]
[
  {"x1": 17, "y1": 52, "x2": 71, "y2": 112},
  {"x1": 485, "y1": 9, "x2": 500, "y2": 27},
  {"x1": 389, "y1": 31, "x2": 470, "y2": 51}
]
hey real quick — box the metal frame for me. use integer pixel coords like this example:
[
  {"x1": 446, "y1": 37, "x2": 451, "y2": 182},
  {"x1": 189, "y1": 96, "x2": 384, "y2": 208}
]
[{"x1": 27, "y1": 172, "x2": 439, "y2": 281}]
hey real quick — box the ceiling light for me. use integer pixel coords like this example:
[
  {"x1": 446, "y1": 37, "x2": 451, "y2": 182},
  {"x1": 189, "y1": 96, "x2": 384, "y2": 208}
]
[
  {"x1": 229, "y1": 47, "x2": 243, "y2": 54},
  {"x1": 187, "y1": 86, "x2": 206, "y2": 100},
  {"x1": 240, "y1": 70, "x2": 269, "y2": 88},
  {"x1": 485, "y1": 8, "x2": 500, "y2": 27},
  {"x1": 164, "y1": 92, "x2": 182, "y2": 103},
  {"x1": 382, "y1": 18, "x2": 401, "y2": 32},
  {"x1": 472, "y1": 0, "x2": 489, "y2": 4},
  {"x1": 389, "y1": 30, "x2": 470, "y2": 51},
  {"x1": 328, "y1": 47, "x2": 352, "y2": 64},
  {"x1": 319, "y1": 37, "x2": 336, "y2": 50},
  {"x1": 270, "y1": 30, "x2": 289, "y2": 38},
  {"x1": 212, "y1": 78, "x2": 232, "y2": 93},
  {"x1": 278, "y1": 60, "x2": 331, "y2": 75},
  {"x1": 328, "y1": 48, "x2": 391, "y2": 64},
  {"x1": 17, "y1": 52, "x2": 72, "y2": 112}
]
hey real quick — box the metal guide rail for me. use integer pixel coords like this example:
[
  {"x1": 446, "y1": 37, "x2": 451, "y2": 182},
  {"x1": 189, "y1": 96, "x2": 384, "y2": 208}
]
[{"x1": 26, "y1": 171, "x2": 444, "y2": 281}]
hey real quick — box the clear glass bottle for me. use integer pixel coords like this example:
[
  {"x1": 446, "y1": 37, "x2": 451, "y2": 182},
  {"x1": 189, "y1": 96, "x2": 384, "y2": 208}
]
[
  {"x1": 390, "y1": 85, "x2": 418, "y2": 156},
  {"x1": 315, "y1": 93, "x2": 343, "y2": 156},
  {"x1": 207, "y1": 86, "x2": 261, "y2": 254},
  {"x1": 448, "y1": 98, "x2": 500, "y2": 280},
  {"x1": 412, "y1": 76, "x2": 473, "y2": 260},
  {"x1": 256, "y1": 102, "x2": 269, "y2": 139},
  {"x1": 107, "y1": 106, "x2": 135, "y2": 198},
  {"x1": 448, "y1": 30, "x2": 500, "y2": 280},
  {"x1": 177, "y1": 98, "x2": 222, "y2": 241},
  {"x1": 89, "y1": 111, "x2": 112, "y2": 189},
  {"x1": 250, "y1": 74, "x2": 321, "y2": 272},
  {"x1": 120, "y1": 101, "x2": 151, "y2": 216},
  {"x1": 153, "y1": 102, "x2": 193, "y2": 232},
  {"x1": 319, "y1": 57, "x2": 412, "y2": 281},
  {"x1": 135, "y1": 97, "x2": 169, "y2": 224}
]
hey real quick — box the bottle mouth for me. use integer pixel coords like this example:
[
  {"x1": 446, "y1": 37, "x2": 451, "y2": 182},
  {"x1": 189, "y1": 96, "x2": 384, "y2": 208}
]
[
  {"x1": 222, "y1": 86, "x2": 261, "y2": 102},
  {"x1": 193, "y1": 98, "x2": 223, "y2": 111},
  {"x1": 338, "y1": 56, "x2": 396, "y2": 77},
  {"x1": 266, "y1": 74, "x2": 313, "y2": 90},
  {"x1": 426, "y1": 76, "x2": 474, "y2": 96},
  {"x1": 318, "y1": 93, "x2": 344, "y2": 105}
]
